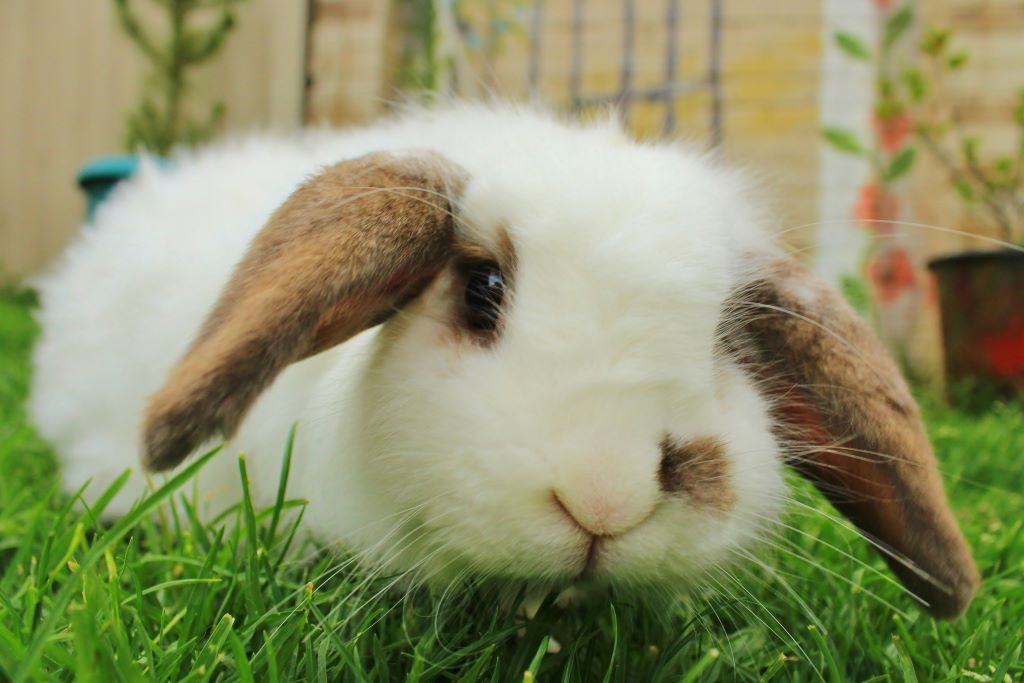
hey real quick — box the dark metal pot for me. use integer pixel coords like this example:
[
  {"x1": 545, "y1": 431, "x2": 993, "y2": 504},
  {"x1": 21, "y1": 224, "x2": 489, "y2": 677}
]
[{"x1": 928, "y1": 249, "x2": 1024, "y2": 398}]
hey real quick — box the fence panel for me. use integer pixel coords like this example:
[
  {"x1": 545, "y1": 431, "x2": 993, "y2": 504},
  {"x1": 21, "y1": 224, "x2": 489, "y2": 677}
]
[{"x1": 0, "y1": 0, "x2": 307, "y2": 277}]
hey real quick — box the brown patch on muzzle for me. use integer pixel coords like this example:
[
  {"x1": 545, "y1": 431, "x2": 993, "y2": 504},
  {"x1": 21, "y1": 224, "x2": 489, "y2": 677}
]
[{"x1": 659, "y1": 436, "x2": 736, "y2": 512}]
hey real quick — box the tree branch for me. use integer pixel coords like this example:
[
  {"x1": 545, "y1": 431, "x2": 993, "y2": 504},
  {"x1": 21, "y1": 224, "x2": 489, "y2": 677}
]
[{"x1": 917, "y1": 127, "x2": 1016, "y2": 243}]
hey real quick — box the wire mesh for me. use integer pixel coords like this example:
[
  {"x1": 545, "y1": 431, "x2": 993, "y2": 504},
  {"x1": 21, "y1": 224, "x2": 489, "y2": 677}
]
[{"x1": 516, "y1": 0, "x2": 724, "y2": 143}]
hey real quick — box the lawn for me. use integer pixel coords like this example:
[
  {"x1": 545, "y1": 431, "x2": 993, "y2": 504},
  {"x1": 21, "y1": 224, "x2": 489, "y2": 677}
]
[{"x1": 1, "y1": 283, "x2": 1022, "y2": 682}]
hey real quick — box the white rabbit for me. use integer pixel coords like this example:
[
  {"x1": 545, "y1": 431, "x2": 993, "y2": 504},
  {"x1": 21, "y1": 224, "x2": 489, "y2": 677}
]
[{"x1": 30, "y1": 102, "x2": 978, "y2": 618}]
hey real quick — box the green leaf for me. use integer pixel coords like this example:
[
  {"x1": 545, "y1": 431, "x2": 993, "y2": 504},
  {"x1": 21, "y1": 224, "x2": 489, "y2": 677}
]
[
  {"x1": 807, "y1": 624, "x2": 846, "y2": 683},
  {"x1": 995, "y1": 157, "x2": 1014, "y2": 177},
  {"x1": 876, "y1": 98, "x2": 903, "y2": 119},
  {"x1": 835, "y1": 31, "x2": 872, "y2": 61},
  {"x1": 903, "y1": 68, "x2": 927, "y2": 102},
  {"x1": 601, "y1": 604, "x2": 619, "y2": 683},
  {"x1": 680, "y1": 647, "x2": 722, "y2": 683},
  {"x1": 822, "y1": 128, "x2": 866, "y2": 156},
  {"x1": 888, "y1": 634, "x2": 921, "y2": 683},
  {"x1": 264, "y1": 422, "x2": 297, "y2": 545},
  {"x1": 962, "y1": 136, "x2": 980, "y2": 165},
  {"x1": 947, "y1": 50, "x2": 969, "y2": 70},
  {"x1": 920, "y1": 27, "x2": 951, "y2": 56},
  {"x1": 525, "y1": 636, "x2": 550, "y2": 680},
  {"x1": 991, "y1": 642, "x2": 1022, "y2": 683},
  {"x1": 885, "y1": 147, "x2": 917, "y2": 182},
  {"x1": 883, "y1": 5, "x2": 914, "y2": 50},
  {"x1": 954, "y1": 179, "x2": 976, "y2": 203}
]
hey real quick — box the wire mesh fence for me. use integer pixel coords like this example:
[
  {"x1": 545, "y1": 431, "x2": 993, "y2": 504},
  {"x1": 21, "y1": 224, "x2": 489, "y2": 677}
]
[{"x1": 443, "y1": 0, "x2": 724, "y2": 145}]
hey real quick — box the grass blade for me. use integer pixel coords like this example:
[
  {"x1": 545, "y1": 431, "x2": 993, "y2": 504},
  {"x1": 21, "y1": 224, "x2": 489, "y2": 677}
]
[{"x1": 12, "y1": 447, "x2": 220, "y2": 683}]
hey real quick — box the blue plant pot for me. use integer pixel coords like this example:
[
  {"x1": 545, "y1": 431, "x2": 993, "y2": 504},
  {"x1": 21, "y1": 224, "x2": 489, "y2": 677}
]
[{"x1": 77, "y1": 155, "x2": 141, "y2": 221}]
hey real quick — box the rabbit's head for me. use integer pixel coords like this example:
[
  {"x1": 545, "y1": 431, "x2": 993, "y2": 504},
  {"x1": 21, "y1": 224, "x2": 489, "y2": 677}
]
[{"x1": 143, "y1": 114, "x2": 978, "y2": 618}]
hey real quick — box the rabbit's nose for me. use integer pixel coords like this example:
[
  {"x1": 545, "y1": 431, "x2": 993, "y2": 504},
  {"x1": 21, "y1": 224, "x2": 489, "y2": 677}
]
[{"x1": 551, "y1": 488, "x2": 654, "y2": 538}]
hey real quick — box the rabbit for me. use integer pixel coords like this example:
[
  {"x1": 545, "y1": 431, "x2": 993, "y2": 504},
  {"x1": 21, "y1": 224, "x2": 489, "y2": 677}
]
[{"x1": 29, "y1": 102, "x2": 979, "y2": 619}]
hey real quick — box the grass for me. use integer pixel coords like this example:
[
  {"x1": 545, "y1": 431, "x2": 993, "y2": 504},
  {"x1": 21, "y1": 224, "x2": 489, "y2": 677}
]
[{"x1": 1, "y1": 284, "x2": 1022, "y2": 682}]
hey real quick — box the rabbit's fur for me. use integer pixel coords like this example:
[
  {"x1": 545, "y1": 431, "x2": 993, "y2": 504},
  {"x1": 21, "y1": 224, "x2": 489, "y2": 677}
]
[{"x1": 30, "y1": 103, "x2": 978, "y2": 617}]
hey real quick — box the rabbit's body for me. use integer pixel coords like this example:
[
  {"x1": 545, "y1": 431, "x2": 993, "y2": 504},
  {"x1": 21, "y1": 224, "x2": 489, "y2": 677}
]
[{"x1": 30, "y1": 103, "x2": 979, "y2": 615}]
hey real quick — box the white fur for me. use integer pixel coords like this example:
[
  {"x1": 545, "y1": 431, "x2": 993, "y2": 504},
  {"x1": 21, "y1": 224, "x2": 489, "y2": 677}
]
[{"x1": 30, "y1": 103, "x2": 785, "y2": 588}]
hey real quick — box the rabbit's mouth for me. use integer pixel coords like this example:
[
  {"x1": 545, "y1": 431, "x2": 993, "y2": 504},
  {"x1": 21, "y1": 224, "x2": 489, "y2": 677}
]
[
  {"x1": 550, "y1": 489, "x2": 665, "y2": 582},
  {"x1": 579, "y1": 537, "x2": 603, "y2": 579}
]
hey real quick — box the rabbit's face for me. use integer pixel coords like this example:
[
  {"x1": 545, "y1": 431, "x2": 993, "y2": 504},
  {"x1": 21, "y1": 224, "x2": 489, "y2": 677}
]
[
  {"x1": 143, "y1": 107, "x2": 978, "y2": 617},
  {"x1": 358, "y1": 145, "x2": 786, "y2": 585}
]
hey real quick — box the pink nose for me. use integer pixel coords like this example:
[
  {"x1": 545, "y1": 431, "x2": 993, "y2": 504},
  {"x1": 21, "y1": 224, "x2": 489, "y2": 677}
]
[{"x1": 552, "y1": 489, "x2": 652, "y2": 537}]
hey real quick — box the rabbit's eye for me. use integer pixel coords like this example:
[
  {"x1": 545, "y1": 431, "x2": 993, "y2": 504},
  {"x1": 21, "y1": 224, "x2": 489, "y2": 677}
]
[{"x1": 463, "y1": 263, "x2": 504, "y2": 332}]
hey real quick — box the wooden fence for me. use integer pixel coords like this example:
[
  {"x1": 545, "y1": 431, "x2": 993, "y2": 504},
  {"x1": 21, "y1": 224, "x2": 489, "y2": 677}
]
[
  {"x1": 2, "y1": 0, "x2": 1022, "y2": 283},
  {"x1": 0, "y1": 0, "x2": 307, "y2": 278}
]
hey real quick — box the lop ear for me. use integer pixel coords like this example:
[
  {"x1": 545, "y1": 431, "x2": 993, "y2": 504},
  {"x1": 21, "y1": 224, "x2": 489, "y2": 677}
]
[
  {"x1": 142, "y1": 151, "x2": 466, "y2": 472},
  {"x1": 720, "y1": 255, "x2": 980, "y2": 619}
]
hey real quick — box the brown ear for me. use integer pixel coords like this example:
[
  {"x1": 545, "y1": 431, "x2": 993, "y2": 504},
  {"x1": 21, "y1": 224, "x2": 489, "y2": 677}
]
[
  {"x1": 719, "y1": 255, "x2": 979, "y2": 619},
  {"x1": 142, "y1": 151, "x2": 465, "y2": 471}
]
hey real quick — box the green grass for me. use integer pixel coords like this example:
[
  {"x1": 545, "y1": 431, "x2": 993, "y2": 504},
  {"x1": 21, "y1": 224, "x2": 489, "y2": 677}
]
[{"x1": 1, "y1": 284, "x2": 1022, "y2": 682}]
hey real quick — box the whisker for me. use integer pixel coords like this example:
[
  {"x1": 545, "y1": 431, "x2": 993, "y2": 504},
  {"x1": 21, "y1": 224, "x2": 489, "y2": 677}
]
[
  {"x1": 772, "y1": 217, "x2": 1024, "y2": 254},
  {"x1": 726, "y1": 299, "x2": 905, "y2": 396},
  {"x1": 706, "y1": 570, "x2": 821, "y2": 678},
  {"x1": 781, "y1": 496, "x2": 952, "y2": 595},
  {"x1": 727, "y1": 547, "x2": 828, "y2": 631},
  {"x1": 730, "y1": 509, "x2": 918, "y2": 613}
]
